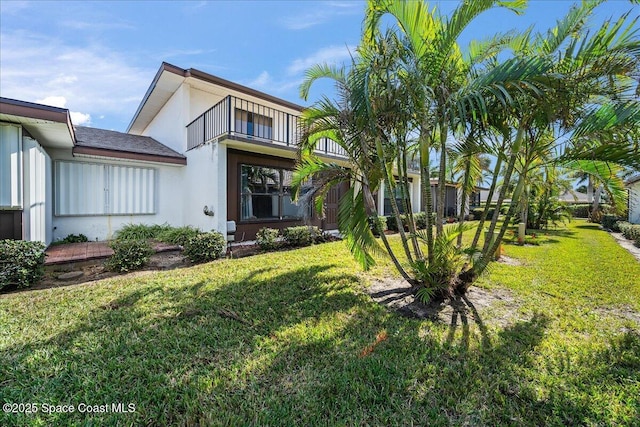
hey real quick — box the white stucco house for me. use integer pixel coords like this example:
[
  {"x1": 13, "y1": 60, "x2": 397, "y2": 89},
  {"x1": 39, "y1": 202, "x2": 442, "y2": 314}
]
[
  {"x1": 1, "y1": 62, "x2": 469, "y2": 244},
  {"x1": 626, "y1": 175, "x2": 640, "y2": 224}
]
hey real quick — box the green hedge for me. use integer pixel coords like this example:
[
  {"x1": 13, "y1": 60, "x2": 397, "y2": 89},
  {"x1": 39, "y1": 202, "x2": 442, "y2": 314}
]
[
  {"x1": 0, "y1": 240, "x2": 46, "y2": 291},
  {"x1": 106, "y1": 239, "x2": 154, "y2": 273},
  {"x1": 183, "y1": 232, "x2": 226, "y2": 263},
  {"x1": 617, "y1": 222, "x2": 640, "y2": 246},
  {"x1": 601, "y1": 215, "x2": 622, "y2": 230},
  {"x1": 283, "y1": 226, "x2": 321, "y2": 247},
  {"x1": 256, "y1": 227, "x2": 280, "y2": 251}
]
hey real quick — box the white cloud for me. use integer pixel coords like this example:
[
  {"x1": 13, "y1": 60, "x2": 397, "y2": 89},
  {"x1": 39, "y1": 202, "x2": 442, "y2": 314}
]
[
  {"x1": 0, "y1": 30, "x2": 152, "y2": 130},
  {"x1": 36, "y1": 96, "x2": 67, "y2": 108},
  {"x1": 248, "y1": 71, "x2": 271, "y2": 87},
  {"x1": 35, "y1": 96, "x2": 92, "y2": 126},
  {"x1": 287, "y1": 45, "x2": 356, "y2": 75},
  {"x1": 280, "y1": 1, "x2": 362, "y2": 30},
  {"x1": 0, "y1": 1, "x2": 30, "y2": 15},
  {"x1": 70, "y1": 111, "x2": 91, "y2": 126}
]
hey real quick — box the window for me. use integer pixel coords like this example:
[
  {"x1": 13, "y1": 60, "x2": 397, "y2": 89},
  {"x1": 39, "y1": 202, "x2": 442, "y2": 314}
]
[
  {"x1": 0, "y1": 124, "x2": 22, "y2": 208},
  {"x1": 55, "y1": 161, "x2": 155, "y2": 216},
  {"x1": 240, "y1": 164, "x2": 300, "y2": 221},
  {"x1": 235, "y1": 109, "x2": 272, "y2": 139},
  {"x1": 384, "y1": 179, "x2": 412, "y2": 215}
]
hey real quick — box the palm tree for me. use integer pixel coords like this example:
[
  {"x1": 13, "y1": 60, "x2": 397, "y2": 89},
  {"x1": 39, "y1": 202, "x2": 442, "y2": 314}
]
[{"x1": 295, "y1": 0, "x2": 640, "y2": 301}]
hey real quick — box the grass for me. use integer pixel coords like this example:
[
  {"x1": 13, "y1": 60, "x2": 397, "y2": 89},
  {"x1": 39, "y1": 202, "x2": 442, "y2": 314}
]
[{"x1": 1, "y1": 220, "x2": 639, "y2": 426}]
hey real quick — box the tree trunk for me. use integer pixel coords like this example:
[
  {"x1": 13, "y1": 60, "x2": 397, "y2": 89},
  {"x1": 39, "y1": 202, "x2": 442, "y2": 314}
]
[
  {"x1": 420, "y1": 125, "x2": 434, "y2": 264},
  {"x1": 436, "y1": 124, "x2": 448, "y2": 236}
]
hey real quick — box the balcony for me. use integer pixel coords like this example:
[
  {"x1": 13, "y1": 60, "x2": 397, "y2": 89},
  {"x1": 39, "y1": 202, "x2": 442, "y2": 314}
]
[
  {"x1": 186, "y1": 95, "x2": 420, "y2": 172},
  {"x1": 186, "y1": 95, "x2": 347, "y2": 158}
]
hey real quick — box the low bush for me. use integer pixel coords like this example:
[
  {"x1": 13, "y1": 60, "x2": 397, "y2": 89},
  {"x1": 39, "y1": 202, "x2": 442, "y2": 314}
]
[
  {"x1": 158, "y1": 226, "x2": 201, "y2": 246},
  {"x1": 50, "y1": 233, "x2": 89, "y2": 246},
  {"x1": 369, "y1": 216, "x2": 387, "y2": 236},
  {"x1": 106, "y1": 239, "x2": 154, "y2": 273},
  {"x1": 612, "y1": 220, "x2": 625, "y2": 233},
  {"x1": 601, "y1": 215, "x2": 621, "y2": 231},
  {"x1": 283, "y1": 226, "x2": 321, "y2": 247},
  {"x1": 618, "y1": 222, "x2": 640, "y2": 246},
  {"x1": 115, "y1": 223, "x2": 171, "y2": 240},
  {"x1": 0, "y1": 240, "x2": 46, "y2": 291},
  {"x1": 183, "y1": 231, "x2": 226, "y2": 263},
  {"x1": 256, "y1": 228, "x2": 280, "y2": 251}
]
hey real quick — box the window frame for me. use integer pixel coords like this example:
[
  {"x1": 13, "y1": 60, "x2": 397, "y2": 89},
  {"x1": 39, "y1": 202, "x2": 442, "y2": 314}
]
[{"x1": 239, "y1": 163, "x2": 301, "y2": 222}]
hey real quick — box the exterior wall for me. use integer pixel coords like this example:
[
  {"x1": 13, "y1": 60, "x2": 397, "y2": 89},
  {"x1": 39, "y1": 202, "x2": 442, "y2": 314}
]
[
  {"x1": 22, "y1": 136, "x2": 52, "y2": 244},
  {"x1": 48, "y1": 148, "x2": 185, "y2": 242},
  {"x1": 629, "y1": 181, "x2": 640, "y2": 224},
  {"x1": 181, "y1": 142, "x2": 227, "y2": 236},
  {"x1": 0, "y1": 123, "x2": 22, "y2": 209},
  {"x1": 141, "y1": 84, "x2": 189, "y2": 154},
  {"x1": 226, "y1": 148, "x2": 320, "y2": 240}
]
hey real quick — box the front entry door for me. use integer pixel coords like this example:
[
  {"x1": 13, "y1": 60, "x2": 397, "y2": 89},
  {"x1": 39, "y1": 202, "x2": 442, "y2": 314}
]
[{"x1": 323, "y1": 182, "x2": 348, "y2": 230}]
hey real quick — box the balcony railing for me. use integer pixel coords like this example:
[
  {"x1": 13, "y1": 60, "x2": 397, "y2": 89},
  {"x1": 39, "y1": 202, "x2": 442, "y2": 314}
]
[
  {"x1": 186, "y1": 95, "x2": 347, "y2": 158},
  {"x1": 186, "y1": 95, "x2": 422, "y2": 172}
]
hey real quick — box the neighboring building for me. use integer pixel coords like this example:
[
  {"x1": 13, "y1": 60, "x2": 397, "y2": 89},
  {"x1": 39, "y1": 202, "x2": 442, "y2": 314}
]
[
  {"x1": 1, "y1": 62, "x2": 470, "y2": 244},
  {"x1": 626, "y1": 175, "x2": 640, "y2": 224},
  {"x1": 0, "y1": 98, "x2": 185, "y2": 244},
  {"x1": 558, "y1": 191, "x2": 591, "y2": 204}
]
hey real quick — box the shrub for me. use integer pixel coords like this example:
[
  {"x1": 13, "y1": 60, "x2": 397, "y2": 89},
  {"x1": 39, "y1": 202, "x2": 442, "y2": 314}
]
[
  {"x1": 183, "y1": 231, "x2": 226, "y2": 263},
  {"x1": 158, "y1": 226, "x2": 201, "y2": 246},
  {"x1": 50, "y1": 233, "x2": 89, "y2": 246},
  {"x1": 115, "y1": 223, "x2": 171, "y2": 240},
  {"x1": 413, "y1": 212, "x2": 427, "y2": 229},
  {"x1": 618, "y1": 222, "x2": 640, "y2": 244},
  {"x1": 601, "y1": 215, "x2": 621, "y2": 231},
  {"x1": 106, "y1": 239, "x2": 154, "y2": 273},
  {"x1": 369, "y1": 216, "x2": 387, "y2": 236},
  {"x1": 256, "y1": 227, "x2": 280, "y2": 251},
  {"x1": 0, "y1": 240, "x2": 46, "y2": 291},
  {"x1": 385, "y1": 215, "x2": 399, "y2": 232},
  {"x1": 612, "y1": 220, "x2": 625, "y2": 233},
  {"x1": 283, "y1": 226, "x2": 321, "y2": 247}
]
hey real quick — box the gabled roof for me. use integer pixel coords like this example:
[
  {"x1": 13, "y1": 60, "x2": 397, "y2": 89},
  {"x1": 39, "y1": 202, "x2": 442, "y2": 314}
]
[
  {"x1": 0, "y1": 97, "x2": 75, "y2": 148},
  {"x1": 73, "y1": 126, "x2": 186, "y2": 165},
  {"x1": 127, "y1": 62, "x2": 305, "y2": 135}
]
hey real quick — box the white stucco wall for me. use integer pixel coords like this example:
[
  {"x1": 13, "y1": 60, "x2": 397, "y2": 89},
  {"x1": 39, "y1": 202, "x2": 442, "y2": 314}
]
[
  {"x1": 141, "y1": 84, "x2": 190, "y2": 154},
  {"x1": 629, "y1": 181, "x2": 640, "y2": 224},
  {"x1": 182, "y1": 142, "x2": 227, "y2": 236},
  {"x1": 48, "y1": 148, "x2": 186, "y2": 242},
  {"x1": 22, "y1": 137, "x2": 52, "y2": 245}
]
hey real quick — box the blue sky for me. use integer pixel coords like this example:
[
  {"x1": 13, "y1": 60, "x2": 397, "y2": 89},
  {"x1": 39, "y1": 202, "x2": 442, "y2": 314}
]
[{"x1": 1, "y1": 0, "x2": 637, "y2": 132}]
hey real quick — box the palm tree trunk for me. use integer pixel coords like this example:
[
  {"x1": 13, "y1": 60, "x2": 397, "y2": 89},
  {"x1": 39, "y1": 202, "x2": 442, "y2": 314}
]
[
  {"x1": 457, "y1": 156, "x2": 472, "y2": 247},
  {"x1": 436, "y1": 123, "x2": 448, "y2": 236},
  {"x1": 420, "y1": 125, "x2": 434, "y2": 264},
  {"x1": 361, "y1": 182, "x2": 416, "y2": 285},
  {"x1": 375, "y1": 138, "x2": 414, "y2": 263},
  {"x1": 482, "y1": 123, "x2": 526, "y2": 255},
  {"x1": 471, "y1": 154, "x2": 503, "y2": 250}
]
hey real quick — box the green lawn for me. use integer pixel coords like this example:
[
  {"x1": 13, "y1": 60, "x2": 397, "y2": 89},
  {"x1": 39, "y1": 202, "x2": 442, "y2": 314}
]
[{"x1": 1, "y1": 221, "x2": 639, "y2": 426}]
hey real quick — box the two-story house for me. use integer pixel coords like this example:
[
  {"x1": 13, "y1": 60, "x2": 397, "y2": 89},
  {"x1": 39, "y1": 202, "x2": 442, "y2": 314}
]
[{"x1": 1, "y1": 62, "x2": 461, "y2": 244}]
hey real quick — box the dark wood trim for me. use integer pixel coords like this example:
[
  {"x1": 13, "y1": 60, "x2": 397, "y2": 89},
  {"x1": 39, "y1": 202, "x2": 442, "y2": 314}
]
[
  {"x1": 73, "y1": 146, "x2": 187, "y2": 165},
  {"x1": 227, "y1": 149, "x2": 320, "y2": 239}
]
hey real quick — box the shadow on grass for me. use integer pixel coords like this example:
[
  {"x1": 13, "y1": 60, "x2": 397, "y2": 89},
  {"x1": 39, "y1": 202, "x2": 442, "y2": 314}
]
[{"x1": 1, "y1": 260, "x2": 637, "y2": 425}]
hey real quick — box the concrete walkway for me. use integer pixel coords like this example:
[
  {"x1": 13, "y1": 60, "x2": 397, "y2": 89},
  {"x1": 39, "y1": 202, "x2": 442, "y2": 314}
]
[{"x1": 609, "y1": 232, "x2": 640, "y2": 263}]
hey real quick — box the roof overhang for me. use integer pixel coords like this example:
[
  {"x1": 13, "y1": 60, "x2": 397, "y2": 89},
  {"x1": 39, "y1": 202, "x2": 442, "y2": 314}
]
[
  {"x1": 0, "y1": 98, "x2": 75, "y2": 148},
  {"x1": 73, "y1": 146, "x2": 186, "y2": 165},
  {"x1": 127, "y1": 62, "x2": 305, "y2": 135}
]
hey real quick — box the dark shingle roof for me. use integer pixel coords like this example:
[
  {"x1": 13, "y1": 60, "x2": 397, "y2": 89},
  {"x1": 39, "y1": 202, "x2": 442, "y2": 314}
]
[{"x1": 74, "y1": 126, "x2": 185, "y2": 161}]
